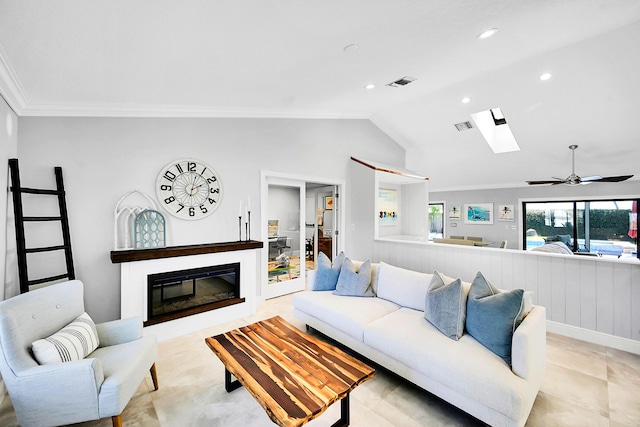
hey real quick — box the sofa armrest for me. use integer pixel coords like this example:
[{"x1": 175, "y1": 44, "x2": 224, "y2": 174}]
[
  {"x1": 511, "y1": 306, "x2": 546, "y2": 383},
  {"x1": 96, "y1": 316, "x2": 143, "y2": 347}
]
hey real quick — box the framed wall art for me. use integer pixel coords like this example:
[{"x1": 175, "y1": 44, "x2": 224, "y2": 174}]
[
  {"x1": 378, "y1": 188, "x2": 398, "y2": 226},
  {"x1": 498, "y1": 204, "x2": 515, "y2": 221},
  {"x1": 448, "y1": 205, "x2": 461, "y2": 220},
  {"x1": 464, "y1": 203, "x2": 493, "y2": 224},
  {"x1": 324, "y1": 196, "x2": 333, "y2": 210}
]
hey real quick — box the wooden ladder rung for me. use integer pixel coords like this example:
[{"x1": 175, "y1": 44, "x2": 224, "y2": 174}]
[
  {"x1": 11, "y1": 187, "x2": 61, "y2": 196},
  {"x1": 28, "y1": 273, "x2": 71, "y2": 286},
  {"x1": 25, "y1": 245, "x2": 68, "y2": 254},
  {"x1": 23, "y1": 216, "x2": 63, "y2": 222}
]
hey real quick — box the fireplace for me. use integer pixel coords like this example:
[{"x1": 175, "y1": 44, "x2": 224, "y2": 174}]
[
  {"x1": 146, "y1": 263, "x2": 243, "y2": 326},
  {"x1": 112, "y1": 241, "x2": 262, "y2": 341}
]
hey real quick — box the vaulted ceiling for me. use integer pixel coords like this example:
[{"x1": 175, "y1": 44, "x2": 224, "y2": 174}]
[{"x1": 1, "y1": 1, "x2": 639, "y2": 191}]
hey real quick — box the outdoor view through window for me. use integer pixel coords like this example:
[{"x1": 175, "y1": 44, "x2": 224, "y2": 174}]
[{"x1": 523, "y1": 199, "x2": 638, "y2": 259}]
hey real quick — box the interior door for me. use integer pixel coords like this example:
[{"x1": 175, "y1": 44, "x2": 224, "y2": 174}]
[{"x1": 263, "y1": 178, "x2": 306, "y2": 299}]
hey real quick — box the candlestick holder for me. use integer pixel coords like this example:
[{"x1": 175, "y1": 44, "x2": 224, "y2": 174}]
[
  {"x1": 247, "y1": 211, "x2": 251, "y2": 241},
  {"x1": 238, "y1": 216, "x2": 242, "y2": 241}
]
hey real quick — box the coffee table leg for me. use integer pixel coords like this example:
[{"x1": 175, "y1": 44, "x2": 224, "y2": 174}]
[
  {"x1": 330, "y1": 393, "x2": 350, "y2": 427},
  {"x1": 225, "y1": 368, "x2": 243, "y2": 393}
]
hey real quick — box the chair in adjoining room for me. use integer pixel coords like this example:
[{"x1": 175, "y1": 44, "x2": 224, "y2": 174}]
[
  {"x1": 276, "y1": 236, "x2": 291, "y2": 256},
  {"x1": 0, "y1": 280, "x2": 158, "y2": 427},
  {"x1": 305, "y1": 236, "x2": 314, "y2": 260}
]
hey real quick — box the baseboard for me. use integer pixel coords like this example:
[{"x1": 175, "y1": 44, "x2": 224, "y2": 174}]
[{"x1": 547, "y1": 321, "x2": 640, "y2": 355}]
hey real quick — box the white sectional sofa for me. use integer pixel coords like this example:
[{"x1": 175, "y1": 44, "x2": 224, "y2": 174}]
[{"x1": 293, "y1": 260, "x2": 546, "y2": 427}]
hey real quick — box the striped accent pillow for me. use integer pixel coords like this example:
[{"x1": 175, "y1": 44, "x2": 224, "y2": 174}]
[{"x1": 32, "y1": 312, "x2": 100, "y2": 364}]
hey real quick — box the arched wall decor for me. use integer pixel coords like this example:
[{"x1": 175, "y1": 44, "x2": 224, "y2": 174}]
[{"x1": 114, "y1": 190, "x2": 159, "y2": 250}]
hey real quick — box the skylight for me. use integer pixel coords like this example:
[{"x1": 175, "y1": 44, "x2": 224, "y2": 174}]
[{"x1": 470, "y1": 108, "x2": 520, "y2": 153}]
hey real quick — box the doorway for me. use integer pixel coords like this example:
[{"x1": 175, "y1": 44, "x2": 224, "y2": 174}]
[{"x1": 261, "y1": 172, "x2": 343, "y2": 300}]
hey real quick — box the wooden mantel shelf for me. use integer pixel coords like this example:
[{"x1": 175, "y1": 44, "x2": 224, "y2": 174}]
[{"x1": 110, "y1": 240, "x2": 263, "y2": 264}]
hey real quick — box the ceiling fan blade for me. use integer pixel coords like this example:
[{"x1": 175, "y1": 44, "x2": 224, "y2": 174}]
[
  {"x1": 579, "y1": 175, "x2": 602, "y2": 182},
  {"x1": 526, "y1": 180, "x2": 565, "y2": 185},
  {"x1": 591, "y1": 174, "x2": 634, "y2": 183}
]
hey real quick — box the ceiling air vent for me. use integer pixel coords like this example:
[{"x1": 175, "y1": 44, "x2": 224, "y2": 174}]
[
  {"x1": 387, "y1": 76, "x2": 416, "y2": 87},
  {"x1": 454, "y1": 121, "x2": 474, "y2": 131}
]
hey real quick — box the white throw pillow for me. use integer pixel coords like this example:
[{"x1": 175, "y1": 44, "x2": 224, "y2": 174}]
[
  {"x1": 376, "y1": 262, "x2": 433, "y2": 311},
  {"x1": 32, "y1": 312, "x2": 100, "y2": 365}
]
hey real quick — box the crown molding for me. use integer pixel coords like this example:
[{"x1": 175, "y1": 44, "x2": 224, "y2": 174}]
[
  {"x1": 17, "y1": 102, "x2": 370, "y2": 119},
  {"x1": 0, "y1": 44, "x2": 28, "y2": 114}
]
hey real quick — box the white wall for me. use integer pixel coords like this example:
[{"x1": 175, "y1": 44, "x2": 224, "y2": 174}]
[
  {"x1": 15, "y1": 117, "x2": 405, "y2": 322},
  {"x1": 0, "y1": 98, "x2": 17, "y2": 300},
  {"x1": 0, "y1": 96, "x2": 18, "y2": 405}
]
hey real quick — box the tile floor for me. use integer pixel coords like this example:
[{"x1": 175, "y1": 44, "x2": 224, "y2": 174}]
[{"x1": 1, "y1": 293, "x2": 639, "y2": 427}]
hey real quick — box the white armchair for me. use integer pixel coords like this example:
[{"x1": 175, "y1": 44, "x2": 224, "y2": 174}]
[{"x1": 0, "y1": 280, "x2": 158, "y2": 427}]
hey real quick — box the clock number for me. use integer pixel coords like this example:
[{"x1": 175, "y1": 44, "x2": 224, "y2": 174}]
[
  {"x1": 207, "y1": 177, "x2": 217, "y2": 183},
  {"x1": 164, "y1": 196, "x2": 175, "y2": 204},
  {"x1": 187, "y1": 162, "x2": 196, "y2": 172},
  {"x1": 160, "y1": 184, "x2": 171, "y2": 191},
  {"x1": 208, "y1": 198, "x2": 217, "y2": 205},
  {"x1": 210, "y1": 188, "x2": 220, "y2": 194},
  {"x1": 163, "y1": 171, "x2": 176, "y2": 182},
  {"x1": 200, "y1": 166, "x2": 207, "y2": 175},
  {"x1": 176, "y1": 204, "x2": 185, "y2": 213},
  {"x1": 199, "y1": 205, "x2": 208, "y2": 214},
  {"x1": 175, "y1": 164, "x2": 183, "y2": 174},
  {"x1": 189, "y1": 207, "x2": 195, "y2": 217}
]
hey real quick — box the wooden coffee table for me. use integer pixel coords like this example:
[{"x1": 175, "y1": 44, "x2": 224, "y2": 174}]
[{"x1": 205, "y1": 316, "x2": 375, "y2": 427}]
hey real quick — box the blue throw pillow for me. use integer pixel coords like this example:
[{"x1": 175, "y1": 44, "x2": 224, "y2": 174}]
[
  {"x1": 312, "y1": 251, "x2": 345, "y2": 291},
  {"x1": 466, "y1": 272, "x2": 524, "y2": 366},
  {"x1": 424, "y1": 271, "x2": 468, "y2": 340},
  {"x1": 334, "y1": 258, "x2": 374, "y2": 297}
]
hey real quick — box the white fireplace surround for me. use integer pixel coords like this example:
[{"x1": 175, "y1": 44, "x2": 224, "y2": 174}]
[{"x1": 119, "y1": 249, "x2": 259, "y2": 341}]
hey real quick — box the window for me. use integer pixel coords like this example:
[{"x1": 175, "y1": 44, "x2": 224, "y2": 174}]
[
  {"x1": 429, "y1": 203, "x2": 444, "y2": 240},
  {"x1": 523, "y1": 199, "x2": 639, "y2": 259}
]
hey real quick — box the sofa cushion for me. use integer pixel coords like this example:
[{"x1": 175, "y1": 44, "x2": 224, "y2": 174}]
[
  {"x1": 424, "y1": 271, "x2": 470, "y2": 340},
  {"x1": 376, "y1": 262, "x2": 432, "y2": 311},
  {"x1": 31, "y1": 312, "x2": 100, "y2": 365},
  {"x1": 292, "y1": 291, "x2": 400, "y2": 342},
  {"x1": 334, "y1": 258, "x2": 374, "y2": 297},
  {"x1": 312, "y1": 251, "x2": 345, "y2": 291},
  {"x1": 364, "y1": 308, "x2": 530, "y2": 418},
  {"x1": 466, "y1": 272, "x2": 525, "y2": 366}
]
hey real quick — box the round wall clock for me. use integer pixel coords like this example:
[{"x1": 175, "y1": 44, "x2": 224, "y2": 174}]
[{"x1": 156, "y1": 158, "x2": 223, "y2": 220}]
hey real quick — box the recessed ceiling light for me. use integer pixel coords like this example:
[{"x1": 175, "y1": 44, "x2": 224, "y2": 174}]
[
  {"x1": 477, "y1": 28, "x2": 498, "y2": 39},
  {"x1": 343, "y1": 44, "x2": 359, "y2": 53},
  {"x1": 364, "y1": 84, "x2": 376, "y2": 90},
  {"x1": 461, "y1": 97, "x2": 471, "y2": 104},
  {"x1": 539, "y1": 72, "x2": 552, "y2": 81}
]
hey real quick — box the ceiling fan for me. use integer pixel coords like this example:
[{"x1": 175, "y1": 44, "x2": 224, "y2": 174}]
[{"x1": 526, "y1": 145, "x2": 633, "y2": 185}]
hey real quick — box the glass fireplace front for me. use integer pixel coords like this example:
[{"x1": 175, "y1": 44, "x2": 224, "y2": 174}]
[{"x1": 146, "y1": 262, "x2": 242, "y2": 326}]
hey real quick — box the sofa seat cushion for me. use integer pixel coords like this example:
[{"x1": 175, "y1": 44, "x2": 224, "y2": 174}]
[
  {"x1": 364, "y1": 308, "x2": 530, "y2": 419},
  {"x1": 292, "y1": 291, "x2": 400, "y2": 342}
]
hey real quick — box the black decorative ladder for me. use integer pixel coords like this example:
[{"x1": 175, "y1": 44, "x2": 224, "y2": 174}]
[{"x1": 8, "y1": 158, "x2": 75, "y2": 293}]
